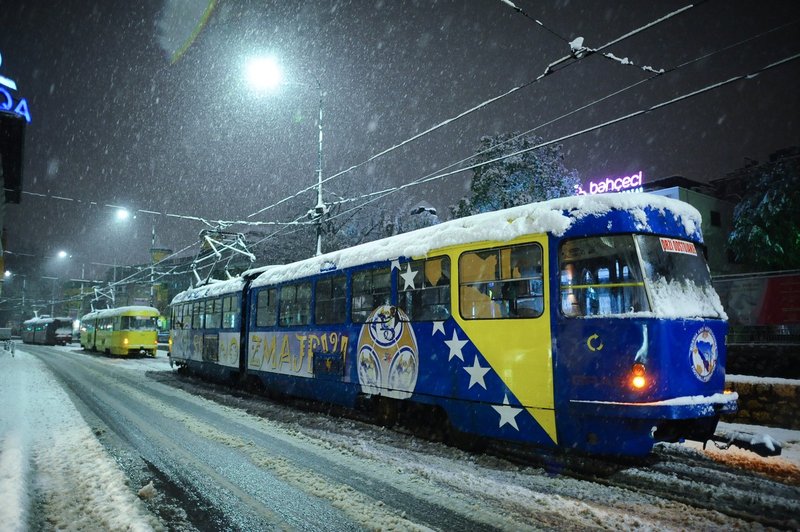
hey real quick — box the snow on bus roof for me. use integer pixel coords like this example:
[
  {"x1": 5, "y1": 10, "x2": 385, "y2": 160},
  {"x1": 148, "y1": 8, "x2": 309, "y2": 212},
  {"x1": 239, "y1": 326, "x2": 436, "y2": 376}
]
[{"x1": 250, "y1": 193, "x2": 702, "y2": 288}]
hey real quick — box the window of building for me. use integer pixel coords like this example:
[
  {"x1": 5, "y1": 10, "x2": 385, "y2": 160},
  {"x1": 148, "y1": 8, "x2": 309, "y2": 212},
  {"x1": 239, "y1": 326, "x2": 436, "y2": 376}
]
[
  {"x1": 459, "y1": 243, "x2": 544, "y2": 319},
  {"x1": 315, "y1": 274, "x2": 347, "y2": 325},
  {"x1": 397, "y1": 256, "x2": 451, "y2": 321},
  {"x1": 256, "y1": 288, "x2": 278, "y2": 327},
  {"x1": 279, "y1": 283, "x2": 312, "y2": 327},
  {"x1": 351, "y1": 267, "x2": 392, "y2": 323}
]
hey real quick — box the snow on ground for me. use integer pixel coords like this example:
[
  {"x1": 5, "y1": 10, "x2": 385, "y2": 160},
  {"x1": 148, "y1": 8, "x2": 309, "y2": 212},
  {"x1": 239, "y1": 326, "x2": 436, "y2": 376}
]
[
  {"x1": 1, "y1": 342, "x2": 798, "y2": 530},
  {"x1": 0, "y1": 346, "x2": 165, "y2": 531}
]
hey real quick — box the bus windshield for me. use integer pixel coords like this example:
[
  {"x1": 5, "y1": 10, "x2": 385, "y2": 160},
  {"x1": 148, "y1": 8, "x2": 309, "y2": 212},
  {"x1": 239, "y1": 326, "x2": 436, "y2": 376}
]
[
  {"x1": 121, "y1": 316, "x2": 158, "y2": 331},
  {"x1": 560, "y1": 235, "x2": 725, "y2": 319}
]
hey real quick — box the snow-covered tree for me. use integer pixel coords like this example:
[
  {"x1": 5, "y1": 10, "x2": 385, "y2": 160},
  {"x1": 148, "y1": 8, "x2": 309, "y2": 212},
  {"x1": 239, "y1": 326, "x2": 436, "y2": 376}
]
[
  {"x1": 452, "y1": 133, "x2": 580, "y2": 218},
  {"x1": 325, "y1": 199, "x2": 441, "y2": 251},
  {"x1": 728, "y1": 156, "x2": 800, "y2": 269}
]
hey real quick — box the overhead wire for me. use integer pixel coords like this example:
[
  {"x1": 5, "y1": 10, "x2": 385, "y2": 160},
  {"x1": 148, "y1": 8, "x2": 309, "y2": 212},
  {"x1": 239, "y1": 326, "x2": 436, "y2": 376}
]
[
  {"x1": 325, "y1": 49, "x2": 800, "y2": 224},
  {"x1": 243, "y1": 2, "x2": 699, "y2": 222},
  {"x1": 324, "y1": 19, "x2": 800, "y2": 220}
]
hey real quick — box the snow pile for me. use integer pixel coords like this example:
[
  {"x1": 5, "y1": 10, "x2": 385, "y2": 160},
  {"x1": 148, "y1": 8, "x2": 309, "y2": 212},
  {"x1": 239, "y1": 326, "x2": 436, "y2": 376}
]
[
  {"x1": 649, "y1": 277, "x2": 728, "y2": 319},
  {"x1": 0, "y1": 350, "x2": 159, "y2": 530},
  {"x1": 0, "y1": 431, "x2": 29, "y2": 531}
]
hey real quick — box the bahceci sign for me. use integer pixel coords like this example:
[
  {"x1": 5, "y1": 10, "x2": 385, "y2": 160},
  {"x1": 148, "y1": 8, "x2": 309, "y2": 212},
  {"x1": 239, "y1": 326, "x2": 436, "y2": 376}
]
[{"x1": 575, "y1": 170, "x2": 643, "y2": 195}]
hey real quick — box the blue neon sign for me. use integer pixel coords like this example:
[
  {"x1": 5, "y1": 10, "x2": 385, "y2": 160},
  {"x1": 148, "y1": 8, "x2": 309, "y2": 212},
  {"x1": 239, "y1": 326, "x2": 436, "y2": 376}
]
[{"x1": 0, "y1": 51, "x2": 31, "y2": 123}]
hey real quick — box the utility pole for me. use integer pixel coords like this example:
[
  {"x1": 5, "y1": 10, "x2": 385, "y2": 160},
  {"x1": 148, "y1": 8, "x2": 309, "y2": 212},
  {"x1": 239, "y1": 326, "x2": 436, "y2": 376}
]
[{"x1": 150, "y1": 224, "x2": 155, "y2": 308}]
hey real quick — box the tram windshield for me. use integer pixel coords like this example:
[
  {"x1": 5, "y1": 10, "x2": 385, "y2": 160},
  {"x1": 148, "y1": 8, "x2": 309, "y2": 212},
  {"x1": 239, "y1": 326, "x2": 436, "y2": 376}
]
[
  {"x1": 121, "y1": 316, "x2": 158, "y2": 331},
  {"x1": 560, "y1": 235, "x2": 723, "y2": 319}
]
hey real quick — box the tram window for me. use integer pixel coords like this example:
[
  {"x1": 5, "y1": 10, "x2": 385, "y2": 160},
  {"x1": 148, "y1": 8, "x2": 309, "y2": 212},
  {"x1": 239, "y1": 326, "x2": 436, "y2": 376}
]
[
  {"x1": 279, "y1": 282, "x2": 311, "y2": 327},
  {"x1": 121, "y1": 316, "x2": 158, "y2": 330},
  {"x1": 191, "y1": 300, "x2": 205, "y2": 329},
  {"x1": 256, "y1": 288, "x2": 278, "y2": 327},
  {"x1": 559, "y1": 236, "x2": 649, "y2": 318},
  {"x1": 397, "y1": 256, "x2": 451, "y2": 321},
  {"x1": 351, "y1": 267, "x2": 392, "y2": 323},
  {"x1": 459, "y1": 243, "x2": 544, "y2": 319},
  {"x1": 181, "y1": 303, "x2": 192, "y2": 329},
  {"x1": 315, "y1": 274, "x2": 346, "y2": 325},
  {"x1": 222, "y1": 296, "x2": 238, "y2": 329},
  {"x1": 205, "y1": 298, "x2": 222, "y2": 329}
]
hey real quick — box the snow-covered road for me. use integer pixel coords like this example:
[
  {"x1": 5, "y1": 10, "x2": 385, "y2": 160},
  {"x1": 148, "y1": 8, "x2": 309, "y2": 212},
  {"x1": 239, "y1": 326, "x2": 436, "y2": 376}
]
[{"x1": 1, "y1": 343, "x2": 798, "y2": 530}]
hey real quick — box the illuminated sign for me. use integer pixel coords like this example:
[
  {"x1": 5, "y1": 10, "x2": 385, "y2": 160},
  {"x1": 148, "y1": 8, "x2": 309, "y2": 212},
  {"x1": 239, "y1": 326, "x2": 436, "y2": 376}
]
[
  {"x1": 0, "y1": 51, "x2": 31, "y2": 123},
  {"x1": 575, "y1": 170, "x2": 643, "y2": 196}
]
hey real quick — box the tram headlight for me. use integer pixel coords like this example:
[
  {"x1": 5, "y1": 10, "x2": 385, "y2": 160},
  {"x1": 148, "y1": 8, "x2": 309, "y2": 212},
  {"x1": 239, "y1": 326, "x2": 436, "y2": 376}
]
[
  {"x1": 123, "y1": 337, "x2": 129, "y2": 346},
  {"x1": 631, "y1": 363, "x2": 647, "y2": 390}
]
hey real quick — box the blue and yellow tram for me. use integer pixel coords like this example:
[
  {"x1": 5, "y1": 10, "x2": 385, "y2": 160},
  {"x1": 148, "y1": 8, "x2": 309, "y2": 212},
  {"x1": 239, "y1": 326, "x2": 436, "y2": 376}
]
[{"x1": 169, "y1": 194, "x2": 736, "y2": 456}]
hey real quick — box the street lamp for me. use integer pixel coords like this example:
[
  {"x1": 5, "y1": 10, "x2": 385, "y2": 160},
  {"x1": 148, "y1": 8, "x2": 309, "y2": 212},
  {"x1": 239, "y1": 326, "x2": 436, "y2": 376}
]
[{"x1": 246, "y1": 56, "x2": 328, "y2": 256}]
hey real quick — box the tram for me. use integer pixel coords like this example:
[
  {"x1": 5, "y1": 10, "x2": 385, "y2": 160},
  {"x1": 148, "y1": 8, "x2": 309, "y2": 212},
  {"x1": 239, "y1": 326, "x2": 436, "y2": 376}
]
[
  {"x1": 169, "y1": 193, "x2": 737, "y2": 456},
  {"x1": 21, "y1": 316, "x2": 73, "y2": 345},
  {"x1": 80, "y1": 306, "x2": 160, "y2": 356}
]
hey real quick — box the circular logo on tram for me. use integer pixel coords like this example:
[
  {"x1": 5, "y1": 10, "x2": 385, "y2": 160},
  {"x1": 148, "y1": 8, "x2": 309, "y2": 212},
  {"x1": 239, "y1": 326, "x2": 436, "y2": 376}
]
[
  {"x1": 690, "y1": 326, "x2": 718, "y2": 382},
  {"x1": 356, "y1": 305, "x2": 418, "y2": 399}
]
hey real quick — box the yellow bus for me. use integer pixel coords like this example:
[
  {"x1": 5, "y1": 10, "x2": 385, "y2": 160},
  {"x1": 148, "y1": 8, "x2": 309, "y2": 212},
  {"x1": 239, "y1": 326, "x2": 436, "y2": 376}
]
[{"x1": 80, "y1": 306, "x2": 160, "y2": 357}]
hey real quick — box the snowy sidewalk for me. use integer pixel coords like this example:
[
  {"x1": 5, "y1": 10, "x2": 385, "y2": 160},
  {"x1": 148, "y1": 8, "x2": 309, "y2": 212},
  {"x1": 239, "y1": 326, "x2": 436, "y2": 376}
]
[{"x1": 0, "y1": 348, "x2": 159, "y2": 531}]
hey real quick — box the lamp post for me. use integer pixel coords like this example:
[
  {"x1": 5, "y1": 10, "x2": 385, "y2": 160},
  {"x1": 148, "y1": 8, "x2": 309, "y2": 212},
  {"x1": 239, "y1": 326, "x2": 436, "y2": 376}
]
[{"x1": 246, "y1": 56, "x2": 328, "y2": 255}]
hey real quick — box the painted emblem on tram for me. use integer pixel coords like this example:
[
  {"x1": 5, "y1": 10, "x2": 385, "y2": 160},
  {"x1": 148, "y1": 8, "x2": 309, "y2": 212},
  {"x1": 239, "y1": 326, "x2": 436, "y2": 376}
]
[
  {"x1": 690, "y1": 326, "x2": 717, "y2": 382},
  {"x1": 356, "y1": 305, "x2": 419, "y2": 399}
]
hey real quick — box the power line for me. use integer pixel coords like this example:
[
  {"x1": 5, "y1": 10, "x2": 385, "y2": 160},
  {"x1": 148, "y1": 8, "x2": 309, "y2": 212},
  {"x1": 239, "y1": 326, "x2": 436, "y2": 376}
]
[
  {"x1": 326, "y1": 49, "x2": 800, "y2": 224},
  {"x1": 328, "y1": 19, "x2": 800, "y2": 213},
  {"x1": 243, "y1": 2, "x2": 698, "y2": 222}
]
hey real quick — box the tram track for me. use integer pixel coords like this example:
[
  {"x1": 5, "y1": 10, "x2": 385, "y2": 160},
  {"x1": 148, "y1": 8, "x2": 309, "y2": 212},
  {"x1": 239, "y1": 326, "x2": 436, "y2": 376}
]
[
  {"x1": 18, "y1": 344, "x2": 799, "y2": 530},
  {"x1": 160, "y1": 363, "x2": 800, "y2": 529},
  {"x1": 486, "y1": 440, "x2": 800, "y2": 530}
]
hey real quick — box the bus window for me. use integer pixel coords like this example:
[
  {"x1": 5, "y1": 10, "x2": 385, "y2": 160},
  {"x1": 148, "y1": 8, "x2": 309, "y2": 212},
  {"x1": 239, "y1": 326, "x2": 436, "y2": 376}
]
[
  {"x1": 315, "y1": 274, "x2": 347, "y2": 325},
  {"x1": 351, "y1": 267, "x2": 391, "y2": 323},
  {"x1": 398, "y1": 256, "x2": 451, "y2": 321}
]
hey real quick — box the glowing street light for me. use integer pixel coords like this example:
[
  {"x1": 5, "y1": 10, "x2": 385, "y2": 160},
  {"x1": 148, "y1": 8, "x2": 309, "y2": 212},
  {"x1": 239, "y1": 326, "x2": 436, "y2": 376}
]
[
  {"x1": 245, "y1": 56, "x2": 283, "y2": 91},
  {"x1": 57, "y1": 250, "x2": 69, "y2": 259},
  {"x1": 245, "y1": 56, "x2": 327, "y2": 256},
  {"x1": 116, "y1": 208, "x2": 131, "y2": 221}
]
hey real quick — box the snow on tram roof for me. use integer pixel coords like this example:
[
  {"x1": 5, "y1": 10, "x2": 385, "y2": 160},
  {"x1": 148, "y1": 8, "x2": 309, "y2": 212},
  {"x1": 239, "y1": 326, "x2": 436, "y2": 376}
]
[
  {"x1": 171, "y1": 276, "x2": 247, "y2": 305},
  {"x1": 80, "y1": 305, "x2": 159, "y2": 321},
  {"x1": 249, "y1": 193, "x2": 702, "y2": 288}
]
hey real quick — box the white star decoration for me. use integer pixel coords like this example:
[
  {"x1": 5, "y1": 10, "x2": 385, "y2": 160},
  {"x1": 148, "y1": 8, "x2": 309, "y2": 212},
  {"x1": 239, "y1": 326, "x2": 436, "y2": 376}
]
[
  {"x1": 444, "y1": 330, "x2": 468, "y2": 361},
  {"x1": 492, "y1": 394, "x2": 522, "y2": 431},
  {"x1": 400, "y1": 263, "x2": 418, "y2": 290},
  {"x1": 463, "y1": 356, "x2": 490, "y2": 390},
  {"x1": 431, "y1": 321, "x2": 445, "y2": 336}
]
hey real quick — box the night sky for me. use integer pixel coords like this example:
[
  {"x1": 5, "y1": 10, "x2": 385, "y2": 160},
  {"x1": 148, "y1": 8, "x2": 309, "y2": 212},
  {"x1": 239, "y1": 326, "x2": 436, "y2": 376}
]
[{"x1": 1, "y1": 0, "x2": 798, "y2": 281}]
